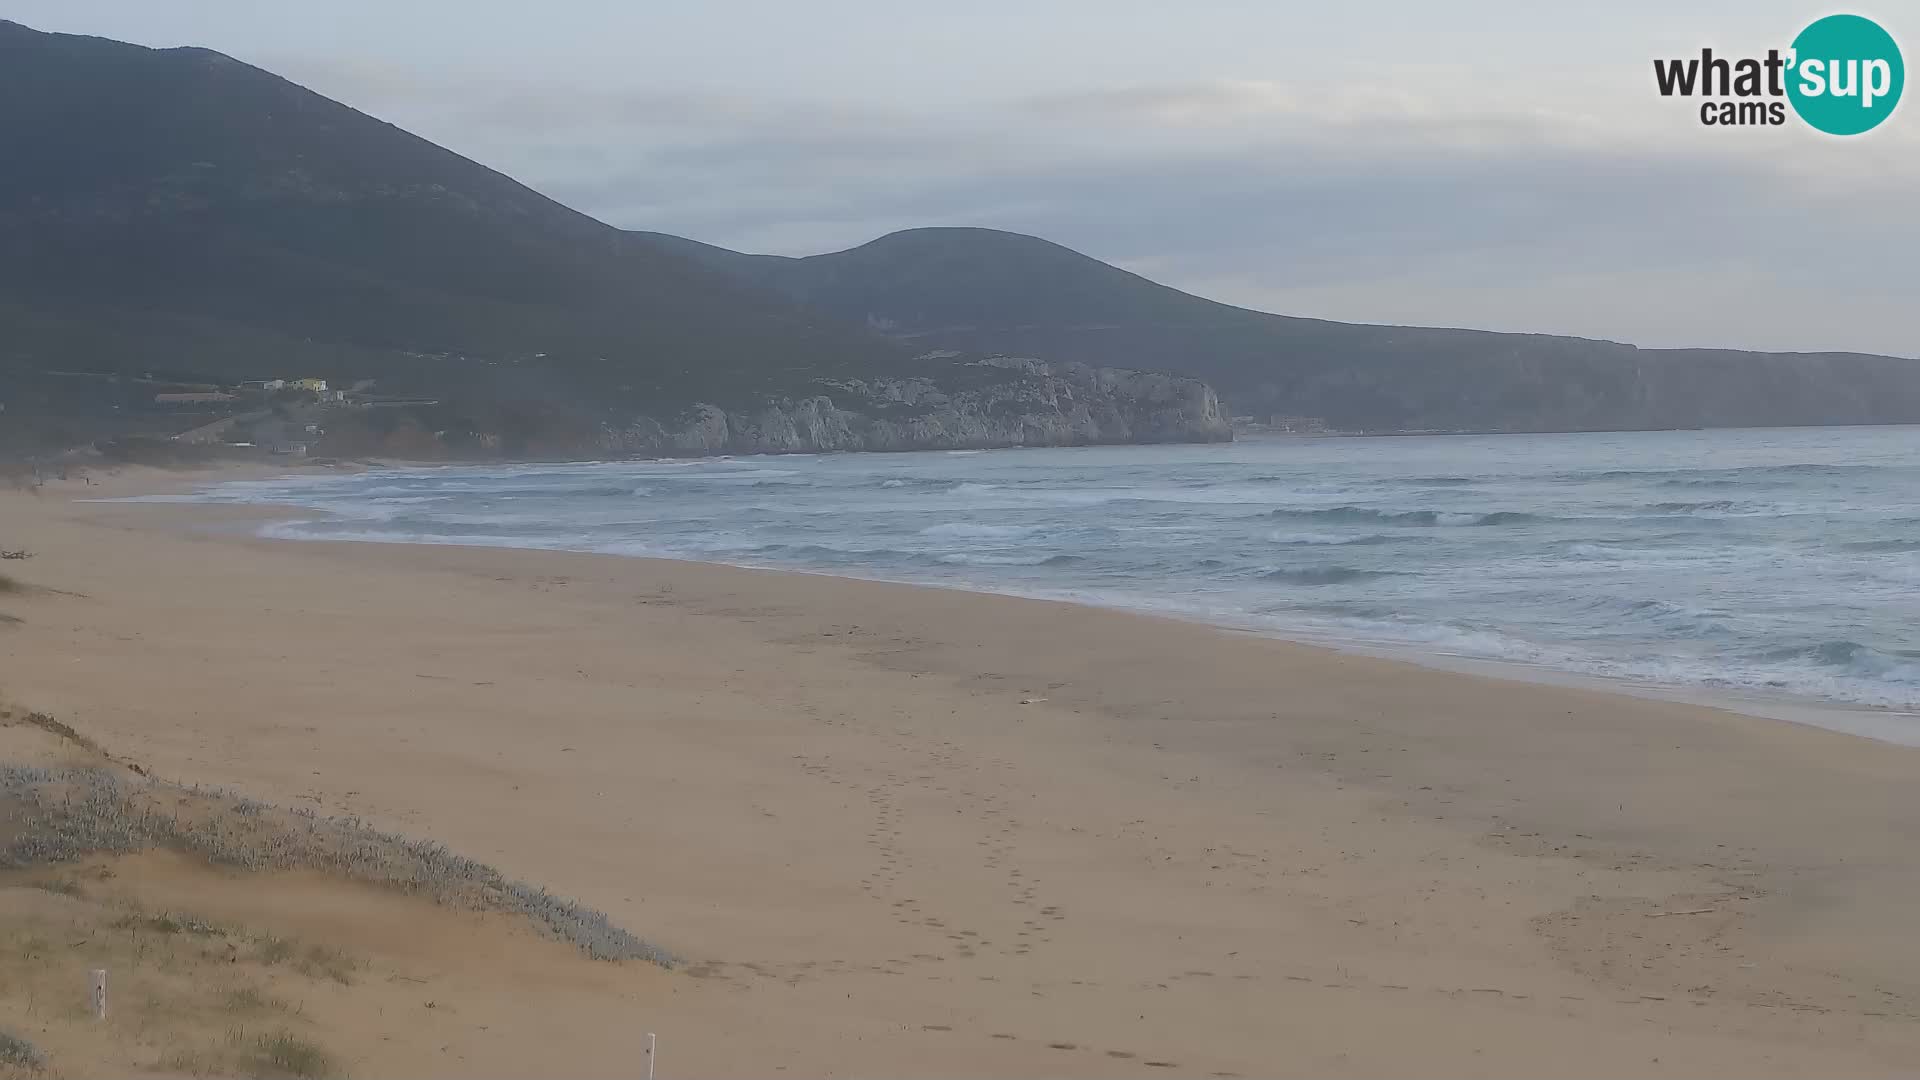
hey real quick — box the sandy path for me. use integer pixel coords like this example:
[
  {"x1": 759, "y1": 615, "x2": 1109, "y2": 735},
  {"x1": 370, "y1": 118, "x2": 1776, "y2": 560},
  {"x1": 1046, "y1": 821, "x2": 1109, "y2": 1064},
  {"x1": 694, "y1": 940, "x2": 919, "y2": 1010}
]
[{"x1": 4, "y1": 474, "x2": 1920, "y2": 1076}]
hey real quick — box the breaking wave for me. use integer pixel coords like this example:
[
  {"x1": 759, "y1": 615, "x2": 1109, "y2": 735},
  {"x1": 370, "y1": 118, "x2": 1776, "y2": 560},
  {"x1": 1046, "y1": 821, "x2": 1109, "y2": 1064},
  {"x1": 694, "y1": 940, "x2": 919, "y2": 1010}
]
[
  {"x1": 1265, "y1": 506, "x2": 1554, "y2": 527},
  {"x1": 168, "y1": 426, "x2": 1920, "y2": 722}
]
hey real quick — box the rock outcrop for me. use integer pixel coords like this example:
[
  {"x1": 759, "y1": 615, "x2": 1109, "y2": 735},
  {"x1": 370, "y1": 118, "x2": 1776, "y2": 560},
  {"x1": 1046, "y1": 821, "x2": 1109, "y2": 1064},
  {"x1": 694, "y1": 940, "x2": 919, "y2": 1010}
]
[{"x1": 592, "y1": 357, "x2": 1232, "y2": 456}]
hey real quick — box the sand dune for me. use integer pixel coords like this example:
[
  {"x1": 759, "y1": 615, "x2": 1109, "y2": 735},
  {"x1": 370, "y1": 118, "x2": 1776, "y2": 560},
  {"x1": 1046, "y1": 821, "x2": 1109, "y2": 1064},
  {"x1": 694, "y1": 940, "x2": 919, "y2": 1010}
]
[
  {"x1": 4, "y1": 468, "x2": 1920, "y2": 1076},
  {"x1": 1, "y1": 698, "x2": 674, "y2": 1078}
]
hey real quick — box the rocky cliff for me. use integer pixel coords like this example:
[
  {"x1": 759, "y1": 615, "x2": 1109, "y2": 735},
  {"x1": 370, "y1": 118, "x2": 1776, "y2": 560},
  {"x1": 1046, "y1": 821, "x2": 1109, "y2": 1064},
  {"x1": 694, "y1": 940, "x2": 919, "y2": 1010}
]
[
  {"x1": 591, "y1": 358, "x2": 1231, "y2": 456},
  {"x1": 642, "y1": 227, "x2": 1920, "y2": 434}
]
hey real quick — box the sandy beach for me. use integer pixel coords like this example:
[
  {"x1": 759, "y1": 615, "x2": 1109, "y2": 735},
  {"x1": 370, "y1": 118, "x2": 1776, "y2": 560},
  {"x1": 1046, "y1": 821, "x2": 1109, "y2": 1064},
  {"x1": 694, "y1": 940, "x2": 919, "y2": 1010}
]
[{"x1": 6, "y1": 465, "x2": 1920, "y2": 1077}]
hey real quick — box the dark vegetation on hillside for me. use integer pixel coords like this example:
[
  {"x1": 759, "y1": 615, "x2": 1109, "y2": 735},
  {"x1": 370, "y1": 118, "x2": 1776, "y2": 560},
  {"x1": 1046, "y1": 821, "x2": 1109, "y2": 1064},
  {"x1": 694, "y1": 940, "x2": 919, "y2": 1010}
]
[
  {"x1": 637, "y1": 227, "x2": 1920, "y2": 433},
  {"x1": 0, "y1": 18, "x2": 909, "y2": 456},
  {"x1": 4, "y1": 16, "x2": 1914, "y2": 454}
]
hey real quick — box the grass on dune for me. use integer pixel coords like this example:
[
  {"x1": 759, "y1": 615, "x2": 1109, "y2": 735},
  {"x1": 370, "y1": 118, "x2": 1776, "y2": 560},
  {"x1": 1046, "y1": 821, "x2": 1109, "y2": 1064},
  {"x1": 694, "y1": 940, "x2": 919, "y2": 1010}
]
[
  {"x1": 0, "y1": 707, "x2": 671, "y2": 966},
  {"x1": 248, "y1": 1029, "x2": 341, "y2": 1079},
  {"x1": 0, "y1": 1030, "x2": 46, "y2": 1072},
  {"x1": 2, "y1": 703, "x2": 675, "y2": 1078}
]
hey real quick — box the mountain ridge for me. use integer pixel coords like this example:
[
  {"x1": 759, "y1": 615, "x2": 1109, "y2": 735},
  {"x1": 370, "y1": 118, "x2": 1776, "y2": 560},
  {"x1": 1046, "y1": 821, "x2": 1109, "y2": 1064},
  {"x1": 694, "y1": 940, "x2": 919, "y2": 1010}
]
[
  {"x1": 0, "y1": 19, "x2": 1229, "y2": 457},
  {"x1": 5, "y1": 15, "x2": 1915, "y2": 449},
  {"x1": 629, "y1": 226, "x2": 1920, "y2": 433}
]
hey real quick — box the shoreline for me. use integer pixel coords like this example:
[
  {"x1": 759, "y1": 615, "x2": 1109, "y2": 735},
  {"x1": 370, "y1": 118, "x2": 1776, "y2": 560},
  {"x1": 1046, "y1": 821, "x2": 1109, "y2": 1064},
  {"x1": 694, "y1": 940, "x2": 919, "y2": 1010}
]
[
  {"x1": 122, "y1": 460, "x2": 1920, "y2": 748},
  {"x1": 10, "y1": 467, "x2": 1920, "y2": 1074}
]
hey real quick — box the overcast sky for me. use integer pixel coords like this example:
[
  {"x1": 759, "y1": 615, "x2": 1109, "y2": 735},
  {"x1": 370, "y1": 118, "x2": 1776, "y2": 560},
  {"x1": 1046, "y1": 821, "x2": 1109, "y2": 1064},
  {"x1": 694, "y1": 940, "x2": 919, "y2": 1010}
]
[{"x1": 9, "y1": 1, "x2": 1916, "y2": 356}]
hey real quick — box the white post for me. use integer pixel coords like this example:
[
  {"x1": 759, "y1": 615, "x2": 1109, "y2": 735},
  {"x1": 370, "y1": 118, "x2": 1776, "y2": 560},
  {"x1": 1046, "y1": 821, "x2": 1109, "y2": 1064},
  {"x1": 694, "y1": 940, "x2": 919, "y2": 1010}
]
[
  {"x1": 89, "y1": 969, "x2": 107, "y2": 1019},
  {"x1": 646, "y1": 1033, "x2": 657, "y2": 1080}
]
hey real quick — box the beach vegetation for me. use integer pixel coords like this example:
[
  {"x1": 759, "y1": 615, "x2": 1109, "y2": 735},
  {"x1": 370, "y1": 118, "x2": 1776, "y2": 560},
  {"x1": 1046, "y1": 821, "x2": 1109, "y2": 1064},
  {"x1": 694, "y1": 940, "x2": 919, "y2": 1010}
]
[
  {"x1": 0, "y1": 741, "x2": 671, "y2": 965},
  {"x1": 247, "y1": 1029, "x2": 340, "y2": 1078},
  {"x1": 0, "y1": 1030, "x2": 45, "y2": 1072},
  {"x1": 220, "y1": 986, "x2": 291, "y2": 1015}
]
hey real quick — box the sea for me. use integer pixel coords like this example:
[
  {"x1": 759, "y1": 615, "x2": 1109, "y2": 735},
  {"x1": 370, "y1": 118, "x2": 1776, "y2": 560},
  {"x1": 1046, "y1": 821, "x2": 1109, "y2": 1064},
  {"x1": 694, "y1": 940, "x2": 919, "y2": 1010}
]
[{"x1": 159, "y1": 426, "x2": 1920, "y2": 737}]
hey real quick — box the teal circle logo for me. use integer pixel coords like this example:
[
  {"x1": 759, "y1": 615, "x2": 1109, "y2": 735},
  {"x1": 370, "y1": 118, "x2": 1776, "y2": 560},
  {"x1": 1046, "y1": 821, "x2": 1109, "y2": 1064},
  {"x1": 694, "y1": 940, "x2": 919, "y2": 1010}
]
[{"x1": 1787, "y1": 14, "x2": 1904, "y2": 135}]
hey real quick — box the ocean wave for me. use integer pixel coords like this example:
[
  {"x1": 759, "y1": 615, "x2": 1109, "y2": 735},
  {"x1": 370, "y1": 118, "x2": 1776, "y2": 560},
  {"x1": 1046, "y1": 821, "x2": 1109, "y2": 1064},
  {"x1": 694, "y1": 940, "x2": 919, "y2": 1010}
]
[
  {"x1": 363, "y1": 481, "x2": 654, "y2": 500},
  {"x1": 1752, "y1": 640, "x2": 1920, "y2": 681},
  {"x1": 1265, "y1": 506, "x2": 1553, "y2": 527},
  {"x1": 742, "y1": 541, "x2": 1079, "y2": 571},
  {"x1": 1572, "y1": 596, "x2": 1734, "y2": 636},
  {"x1": 182, "y1": 431, "x2": 1920, "y2": 719},
  {"x1": 1842, "y1": 538, "x2": 1920, "y2": 553},
  {"x1": 1561, "y1": 541, "x2": 1649, "y2": 559},
  {"x1": 919, "y1": 522, "x2": 1039, "y2": 539},
  {"x1": 1261, "y1": 610, "x2": 1559, "y2": 665},
  {"x1": 1646, "y1": 499, "x2": 1741, "y2": 512},
  {"x1": 361, "y1": 495, "x2": 453, "y2": 505},
  {"x1": 260, "y1": 520, "x2": 579, "y2": 551},
  {"x1": 1747, "y1": 463, "x2": 1886, "y2": 476},
  {"x1": 749, "y1": 542, "x2": 915, "y2": 563},
  {"x1": 878, "y1": 477, "x2": 960, "y2": 490},
  {"x1": 297, "y1": 515, "x2": 565, "y2": 538},
  {"x1": 1654, "y1": 478, "x2": 1742, "y2": 489},
  {"x1": 351, "y1": 483, "x2": 467, "y2": 497},
  {"x1": 1586, "y1": 463, "x2": 1885, "y2": 483},
  {"x1": 1265, "y1": 530, "x2": 1415, "y2": 546},
  {"x1": 1259, "y1": 566, "x2": 1405, "y2": 585},
  {"x1": 936, "y1": 552, "x2": 1080, "y2": 567}
]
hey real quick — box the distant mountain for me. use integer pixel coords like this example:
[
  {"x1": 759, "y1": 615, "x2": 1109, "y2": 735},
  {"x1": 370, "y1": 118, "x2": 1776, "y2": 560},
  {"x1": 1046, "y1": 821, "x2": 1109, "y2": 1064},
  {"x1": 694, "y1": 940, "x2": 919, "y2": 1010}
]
[
  {"x1": 635, "y1": 227, "x2": 1920, "y2": 433},
  {"x1": 8, "y1": 16, "x2": 1910, "y2": 456},
  {"x1": 0, "y1": 20, "x2": 895, "y2": 400},
  {"x1": 0, "y1": 21, "x2": 1227, "y2": 456}
]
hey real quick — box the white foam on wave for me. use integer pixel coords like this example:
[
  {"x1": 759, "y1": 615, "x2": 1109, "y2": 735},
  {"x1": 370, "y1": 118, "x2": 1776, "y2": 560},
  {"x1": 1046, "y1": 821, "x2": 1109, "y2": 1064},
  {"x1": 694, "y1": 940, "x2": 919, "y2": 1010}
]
[
  {"x1": 919, "y1": 522, "x2": 1038, "y2": 540},
  {"x1": 1266, "y1": 530, "x2": 1373, "y2": 546},
  {"x1": 173, "y1": 429, "x2": 1920, "y2": 727},
  {"x1": 259, "y1": 520, "x2": 547, "y2": 548},
  {"x1": 935, "y1": 553, "x2": 1059, "y2": 566}
]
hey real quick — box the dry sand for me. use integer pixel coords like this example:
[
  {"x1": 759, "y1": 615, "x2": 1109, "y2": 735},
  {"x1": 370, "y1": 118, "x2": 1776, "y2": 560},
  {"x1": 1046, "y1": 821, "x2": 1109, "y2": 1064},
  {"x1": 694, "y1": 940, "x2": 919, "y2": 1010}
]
[{"x1": 5, "y1": 465, "x2": 1920, "y2": 1077}]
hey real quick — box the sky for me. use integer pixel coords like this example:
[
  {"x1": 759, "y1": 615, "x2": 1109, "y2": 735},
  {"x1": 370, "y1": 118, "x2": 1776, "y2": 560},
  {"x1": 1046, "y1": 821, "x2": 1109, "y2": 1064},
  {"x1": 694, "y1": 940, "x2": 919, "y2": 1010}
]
[{"x1": 8, "y1": 1, "x2": 1916, "y2": 356}]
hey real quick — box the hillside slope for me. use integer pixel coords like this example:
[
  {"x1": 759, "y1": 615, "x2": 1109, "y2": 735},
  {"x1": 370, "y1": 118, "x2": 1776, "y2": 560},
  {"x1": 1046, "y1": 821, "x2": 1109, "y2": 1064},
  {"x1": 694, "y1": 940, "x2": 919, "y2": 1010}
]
[
  {"x1": 0, "y1": 20, "x2": 894, "y2": 402},
  {"x1": 0, "y1": 22, "x2": 1227, "y2": 456},
  {"x1": 635, "y1": 227, "x2": 1920, "y2": 433}
]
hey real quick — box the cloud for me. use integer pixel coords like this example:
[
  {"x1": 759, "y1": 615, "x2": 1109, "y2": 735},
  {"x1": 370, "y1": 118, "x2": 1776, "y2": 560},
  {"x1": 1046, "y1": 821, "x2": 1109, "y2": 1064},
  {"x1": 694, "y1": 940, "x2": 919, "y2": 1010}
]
[{"x1": 265, "y1": 56, "x2": 1920, "y2": 356}]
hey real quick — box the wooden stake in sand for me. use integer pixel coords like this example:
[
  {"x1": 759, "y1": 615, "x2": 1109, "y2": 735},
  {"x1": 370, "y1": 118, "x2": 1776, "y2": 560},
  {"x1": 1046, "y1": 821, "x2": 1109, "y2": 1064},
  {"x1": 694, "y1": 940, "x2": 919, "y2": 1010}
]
[
  {"x1": 89, "y1": 969, "x2": 107, "y2": 1019},
  {"x1": 646, "y1": 1032, "x2": 657, "y2": 1080}
]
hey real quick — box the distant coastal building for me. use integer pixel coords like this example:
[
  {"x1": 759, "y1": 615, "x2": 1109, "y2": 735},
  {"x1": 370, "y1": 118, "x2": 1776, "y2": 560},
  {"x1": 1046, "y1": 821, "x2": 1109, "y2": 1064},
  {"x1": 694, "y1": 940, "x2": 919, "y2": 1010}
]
[
  {"x1": 289, "y1": 378, "x2": 329, "y2": 392},
  {"x1": 238, "y1": 379, "x2": 287, "y2": 392}
]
